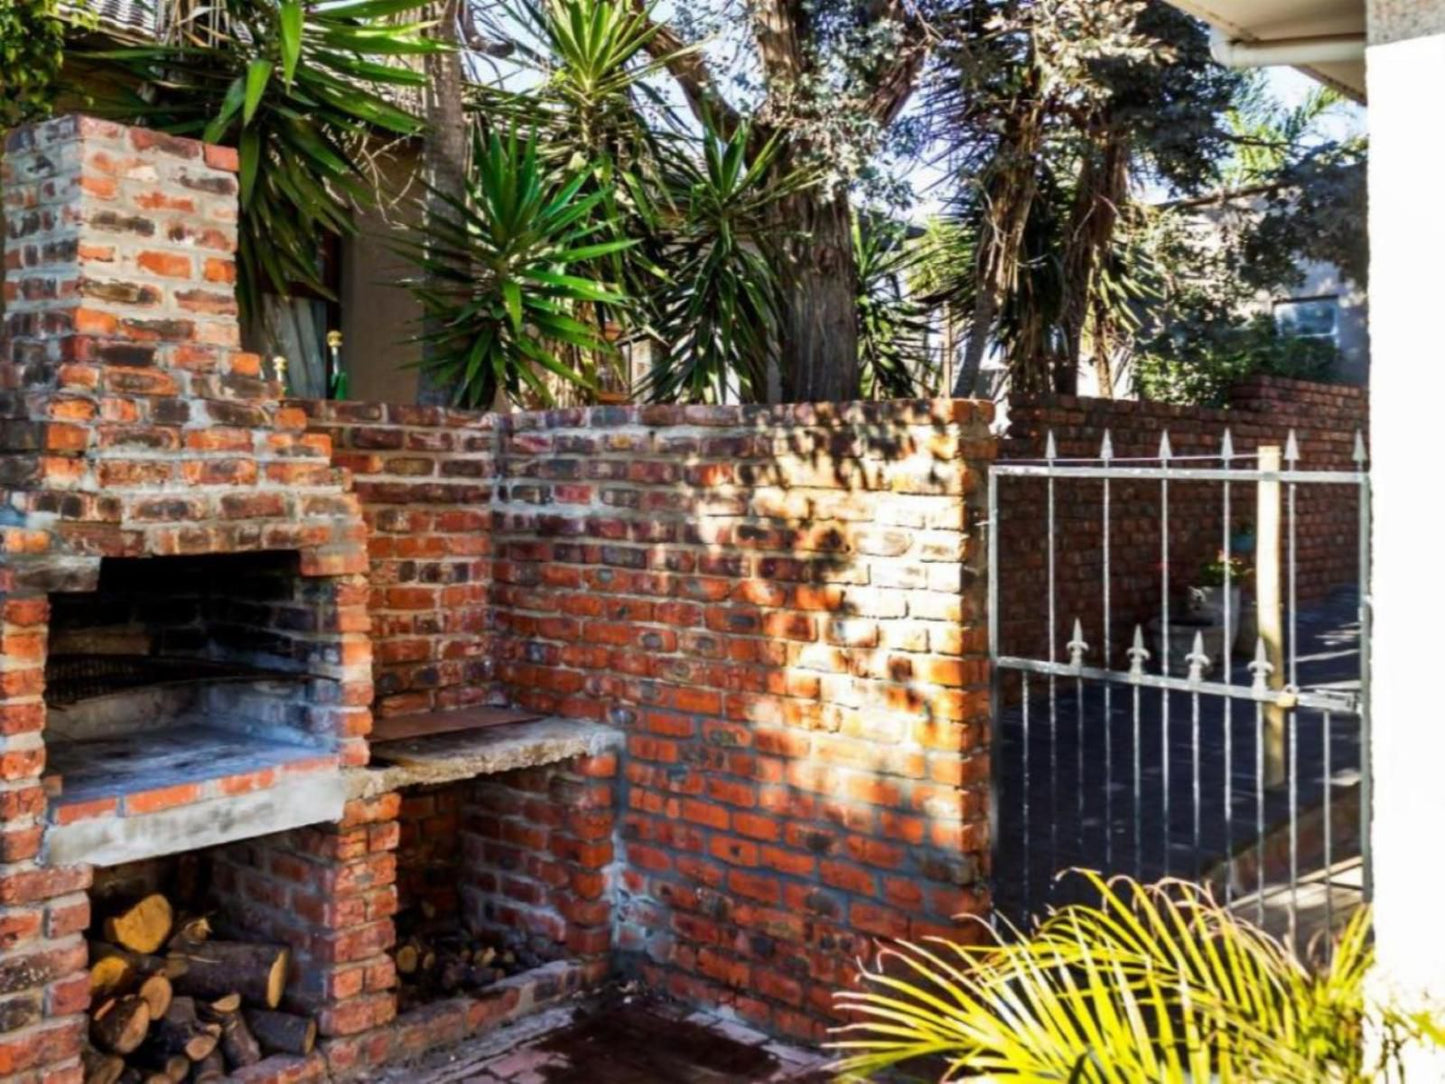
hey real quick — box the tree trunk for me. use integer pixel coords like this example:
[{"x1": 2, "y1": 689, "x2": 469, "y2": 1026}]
[
  {"x1": 954, "y1": 93, "x2": 1046, "y2": 399},
  {"x1": 775, "y1": 182, "x2": 859, "y2": 403},
  {"x1": 418, "y1": 0, "x2": 468, "y2": 406},
  {"x1": 1059, "y1": 128, "x2": 1129, "y2": 396},
  {"x1": 954, "y1": 285, "x2": 998, "y2": 399}
]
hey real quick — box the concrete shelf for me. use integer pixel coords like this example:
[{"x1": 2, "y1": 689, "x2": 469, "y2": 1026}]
[
  {"x1": 350, "y1": 717, "x2": 625, "y2": 799},
  {"x1": 43, "y1": 724, "x2": 344, "y2": 867}
]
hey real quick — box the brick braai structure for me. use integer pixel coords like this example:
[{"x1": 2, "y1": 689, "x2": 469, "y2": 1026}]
[
  {"x1": 2, "y1": 113, "x2": 999, "y2": 1080},
  {"x1": 0, "y1": 116, "x2": 377, "y2": 1081},
  {"x1": 304, "y1": 398, "x2": 998, "y2": 1043}
]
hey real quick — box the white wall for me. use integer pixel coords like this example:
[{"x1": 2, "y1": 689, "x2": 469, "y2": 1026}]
[{"x1": 1365, "y1": 13, "x2": 1445, "y2": 1060}]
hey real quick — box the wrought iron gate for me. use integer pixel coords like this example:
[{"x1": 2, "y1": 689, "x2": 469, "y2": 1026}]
[{"x1": 988, "y1": 429, "x2": 1371, "y2": 953}]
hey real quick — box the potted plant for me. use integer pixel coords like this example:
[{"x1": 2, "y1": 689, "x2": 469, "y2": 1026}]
[{"x1": 1189, "y1": 550, "x2": 1249, "y2": 629}]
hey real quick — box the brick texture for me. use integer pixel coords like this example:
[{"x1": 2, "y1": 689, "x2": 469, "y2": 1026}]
[
  {"x1": 998, "y1": 378, "x2": 1367, "y2": 668},
  {"x1": 0, "y1": 115, "x2": 374, "y2": 1082},
  {"x1": 296, "y1": 402, "x2": 495, "y2": 717},
  {"x1": 461, "y1": 755, "x2": 616, "y2": 971},
  {"x1": 477, "y1": 400, "x2": 996, "y2": 1042}
]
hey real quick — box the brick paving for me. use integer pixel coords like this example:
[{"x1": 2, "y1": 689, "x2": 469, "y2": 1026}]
[{"x1": 369, "y1": 999, "x2": 834, "y2": 1083}]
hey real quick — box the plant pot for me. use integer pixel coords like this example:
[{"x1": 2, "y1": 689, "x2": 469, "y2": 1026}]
[
  {"x1": 1186, "y1": 584, "x2": 1241, "y2": 625},
  {"x1": 1148, "y1": 614, "x2": 1227, "y2": 677}
]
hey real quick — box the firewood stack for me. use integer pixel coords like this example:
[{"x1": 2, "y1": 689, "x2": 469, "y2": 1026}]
[
  {"x1": 392, "y1": 921, "x2": 538, "y2": 1012},
  {"x1": 83, "y1": 894, "x2": 318, "y2": 1084}
]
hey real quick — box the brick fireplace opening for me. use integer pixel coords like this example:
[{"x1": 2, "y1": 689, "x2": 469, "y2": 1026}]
[
  {"x1": 42, "y1": 551, "x2": 354, "y2": 867},
  {"x1": 387, "y1": 759, "x2": 616, "y2": 1014}
]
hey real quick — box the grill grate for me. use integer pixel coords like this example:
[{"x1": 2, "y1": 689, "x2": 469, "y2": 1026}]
[{"x1": 44, "y1": 654, "x2": 295, "y2": 708}]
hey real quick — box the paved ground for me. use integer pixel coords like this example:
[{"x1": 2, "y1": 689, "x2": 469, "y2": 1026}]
[
  {"x1": 994, "y1": 587, "x2": 1365, "y2": 933},
  {"x1": 371, "y1": 998, "x2": 834, "y2": 1084}
]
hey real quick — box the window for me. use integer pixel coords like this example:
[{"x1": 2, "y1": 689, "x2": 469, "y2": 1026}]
[{"x1": 1273, "y1": 296, "x2": 1340, "y2": 344}]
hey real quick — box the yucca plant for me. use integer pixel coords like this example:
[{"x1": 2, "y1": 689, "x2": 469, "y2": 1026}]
[
  {"x1": 397, "y1": 123, "x2": 634, "y2": 408},
  {"x1": 76, "y1": 0, "x2": 441, "y2": 317},
  {"x1": 638, "y1": 120, "x2": 801, "y2": 404},
  {"x1": 854, "y1": 215, "x2": 938, "y2": 400},
  {"x1": 832, "y1": 873, "x2": 1436, "y2": 1082},
  {"x1": 468, "y1": 0, "x2": 697, "y2": 394}
]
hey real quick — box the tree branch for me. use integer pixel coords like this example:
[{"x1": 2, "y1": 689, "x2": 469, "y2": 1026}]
[
  {"x1": 861, "y1": 0, "x2": 930, "y2": 127},
  {"x1": 751, "y1": 0, "x2": 809, "y2": 93},
  {"x1": 629, "y1": 1, "x2": 739, "y2": 131}
]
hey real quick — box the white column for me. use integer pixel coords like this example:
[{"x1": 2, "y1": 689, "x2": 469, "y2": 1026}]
[{"x1": 1366, "y1": 27, "x2": 1445, "y2": 1056}]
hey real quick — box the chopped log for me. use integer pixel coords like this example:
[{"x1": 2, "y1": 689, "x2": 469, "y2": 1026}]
[
  {"x1": 189, "y1": 1053, "x2": 225, "y2": 1084},
  {"x1": 89, "y1": 952, "x2": 133, "y2": 999},
  {"x1": 91, "y1": 995, "x2": 151, "y2": 1055},
  {"x1": 170, "y1": 942, "x2": 289, "y2": 1009},
  {"x1": 91, "y1": 943, "x2": 186, "y2": 986},
  {"x1": 103, "y1": 895, "x2": 174, "y2": 955},
  {"x1": 82, "y1": 1047, "x2": 125, "y2": 1084},
  {"x1": 208, "y1": 993, "x2": 241, "y2": 1015},
  {"x1": 394, "y1": 943, "x2": 420, "y2": 975},
  {"x1": 244, "y1": 1009, "x2": 316, "y2": 1056},
  {"x1": 136, "y1": 973, "x2": 173, "y2": 1021},
  {"x1": 199, "y1": 1000, "x2": 262, "y2": 1069},
  {"x1": 149, "y1": 997, "x2": 220, "y2": 1062}
]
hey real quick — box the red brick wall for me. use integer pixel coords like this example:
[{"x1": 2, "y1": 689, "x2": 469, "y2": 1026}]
[
  {"x1": 297, "y1": 402, "x2": 495, "y2": 717},
  {"x1": 998, "y1": 378, "x2": 1367, "y2": 667},
  {"x1": 0, "y1": 115, "x2": 371, "y2": 1084},
  {"x1": 393, "y1": 755, "x2": 618, "y2": 974},
  {"x1": 485, "y1": 400, "x2": 995, "y2": 1042},
  {"x1": 461, "y1": 756, "x2": 617, "y2": 968},
  {"x1": 299, "y1": 398, "x2": 996, "y2": 1043}
]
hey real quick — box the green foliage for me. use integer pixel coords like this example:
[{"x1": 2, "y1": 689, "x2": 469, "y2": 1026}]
[
  {"x1": 854, "y1": 217, "x2": 936, "y2": 399},
  {"x1": 1, "y1": 0, "x2": 68, "y2": 129},
  {"x1": 398, "y1": 124, "x2": 634, "y2": 408},
  {"x1": 1131, "y1": 205, "x2": 1339, "y2": 407},
  {"x1": 832, "y1": 873, "x2": 1437, "y2": 1083},
  {"x1": 79, "y1": 0, "x2": 441, "y2": 317},
  {"x1": 924, "y1": 0, "x2": 1244, "y2": 395},
  {"x1": 640, "y1": 122, "x2": 789, "y2": 404},
  {"x1": 1246, "y1": 154, "x2": 1368, "y2": 291},
  {"x1": 1134, "y1": 314, "x2": 1338, "y2": 407},
  {"x1": 430, "y1": 0, "x2": 804, "y2": 406}
]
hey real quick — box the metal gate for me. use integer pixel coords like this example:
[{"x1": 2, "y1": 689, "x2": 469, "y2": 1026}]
[{"x1": 988, "y1": 428, "x2": 1371, "y2": 954}]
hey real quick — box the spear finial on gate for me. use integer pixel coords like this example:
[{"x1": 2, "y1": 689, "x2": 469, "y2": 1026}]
[
  {"x1": 1221, "y1": 428, "x2": 1236, "y2": 462},
  {"x1": 1067, "y1": 619, "x2": 1088, "y2": 672},
  {"x1": 1285, "y1": 430, "x2": 1301, "y2": 465},
  {"x1": 1185, "y1": 631, "x2": 1210, "y2": 684},
  {"x1": 1248, "y1": 638, "x2": 1274, "y2": 692},
  {"x1": 1127, "y1": 625, "x2": 1149, "y2": 679},
  {"x1": 1045, "y1": 430, "x2": 1058, "y2": 461},
  {"x1": 1353, "y1": 430, "x2": 1368, "y2": 465},
  {"x1": 1100, "y1": 430, "x2": 1114, "y2": 462},
  {"x1": 1158, "y1": 430, "x2": 1173, "y2": 462}
]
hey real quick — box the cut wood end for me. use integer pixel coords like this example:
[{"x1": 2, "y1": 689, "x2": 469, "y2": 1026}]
[
  {"x1": 90, "y1": 954, "x2": 134, "y2": 998},
  {"x1": 104, "y1": 894, "x2": 174, "y2": 955},
  {"x1": 265, "y1": 948, "x2": 289, "y2": 1009}
]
